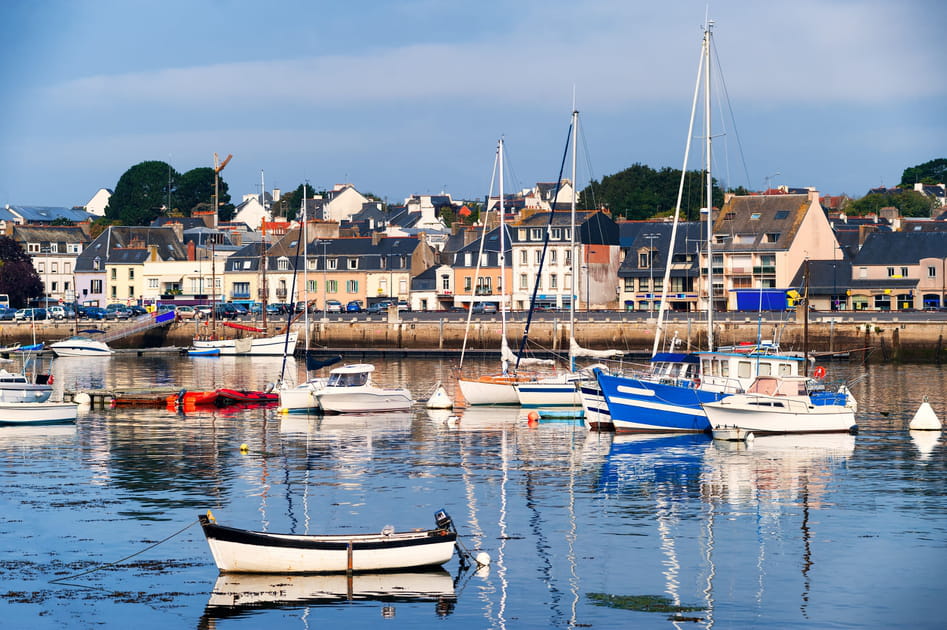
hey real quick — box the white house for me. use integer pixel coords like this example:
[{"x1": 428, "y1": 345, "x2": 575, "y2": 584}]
[
  {"x1": 323, "y1": 184, "x2": 369, "y2": 222},
  {"x1": 85, "y1": 188, "x2": 112, "y2": 216}
]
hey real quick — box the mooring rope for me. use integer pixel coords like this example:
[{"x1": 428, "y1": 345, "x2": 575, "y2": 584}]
[{"x1": 49, "y1": 519, "x2": 198, "y2": 584}]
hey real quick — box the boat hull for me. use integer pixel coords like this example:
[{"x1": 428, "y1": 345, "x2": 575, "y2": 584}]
[
  {"x1": 596, "y1": 370, "x2": 721, "y2": 433},
  {"x1": 457, "y1": 376, "x2": 520, "y2": 406},
  {"x1": 192, "y1": 332, "x2": 298, "y2": 356},
  {"x1": 317, "y1": 388, "x2": 413, "y2": 414},
  {"x1": 514, "y1": 377, "x2": 581, "y2": 408},
  {"x1": 278, "y1": 382, "x2": 323, "y2": 412},
  {"x1": 703, "y1": 396, "x2": 857, "y2": 435},
  {"x1": 198, "y1": 515, "x2": 456, "y2": 573},
  {"x1": 0, "y1": 383, "x2": 53, "y2": 404},
  {"x1": 579, "y1": 382, "x2": 613, "y2": 431},
  {"x1": 0, "y1": 401, "x2": 78, "y2": 425}
]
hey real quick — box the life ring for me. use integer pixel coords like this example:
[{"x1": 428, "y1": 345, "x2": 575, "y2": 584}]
[
  {"x1": 813, "y1": 366, "x2": 826, "y2": 379},
  {"x1": 693, "y1": 377, "x2": 701, "y2": 389}
]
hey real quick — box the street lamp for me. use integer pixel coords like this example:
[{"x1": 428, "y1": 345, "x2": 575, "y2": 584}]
[
  {"x1": 41, "y1": 246, "x2": 50, "y2": 302},
  {"x1": 644, "y1": 233, "x2": 660, "y2": 312}
]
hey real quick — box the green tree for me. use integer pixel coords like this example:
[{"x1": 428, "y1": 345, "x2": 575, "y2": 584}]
[
  {"x1": 176, "y1": 167, "x2": 232, "y2": 217},
  {"x1": 105, "y1": 160, "x2": 179, "y2": 225},
  {"x1": 578, "y1": 163, "x2": 723, "y2": 221},
  {"x1": 0, "y1": 236, "x2": 43, "y2": 308},
  {"x1": 847, "y1": 190, "x2": 935, "y2": 217},
  {"x1": 281, "y1": 183, "x2": 319, "y2": 220},
  {"x1": 900, "y1": 158, "x2": 947, "y2": 187}
]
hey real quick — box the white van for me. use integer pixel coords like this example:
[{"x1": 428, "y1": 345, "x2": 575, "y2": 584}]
[{"x1": 47, "y1": 306, "x2": 67, "y2": 320}]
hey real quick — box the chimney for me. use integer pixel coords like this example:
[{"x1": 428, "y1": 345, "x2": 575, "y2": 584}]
[
  {"x1": 272, "y1": 188, "x2": 281, "y2": 202},
  {"x1": 187, "y1": 240, "x2": 196, "y2": 261},
  {"x1": 169, "y1": 222, "x2": 184, "y2": 242},
  {"x1": 372, "y1": 232, "x2": 384, "y2": 246}
]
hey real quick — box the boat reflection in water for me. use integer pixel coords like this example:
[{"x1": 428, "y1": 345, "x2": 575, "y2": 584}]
[
  {"x1": 0, "y1": 423, "x2": 77, "y2": 447},
  {"x1": 201, "y1": 569, "x2": 456, "y2": 623},
  {"x1": 435, "y1": 406, "x2": 526, "y2": 431}
]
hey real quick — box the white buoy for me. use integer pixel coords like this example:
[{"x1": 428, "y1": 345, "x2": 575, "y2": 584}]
[
  {"x1": 909, "y1": 398, "x2": 942, "y2": 431},
  {"x1": 425, "y1": 382, "x2": 453, "y2": 409},
  {"x1": 74, "y1": 392, "x2": 92, "y2": 405},
  {"x1": 474, "y1": 551, "x2": 491, "y2": 567}
]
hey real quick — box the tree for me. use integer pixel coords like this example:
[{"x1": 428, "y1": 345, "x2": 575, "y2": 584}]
[
  {"x1": 900, "y1": 158, "x2": 947, "y2": 187},
  {"x1": 847, "y1": 189, "x2": 935, "y2": 217},
  {"x1": 176, "y1": 167, "x2": 232, "y2": 217},
  {"x1": 105, "y1": 160, "x2": 179, "y2": 225},
  {"x1": 281, "y1": 183, "x2": 319, "y2": 220},
  {"x1": 578, "y1": 163, "x2": 723, "y2": 221},
  {"x1": 0, "y1": 236, "x2": 43, "y2": 308}
]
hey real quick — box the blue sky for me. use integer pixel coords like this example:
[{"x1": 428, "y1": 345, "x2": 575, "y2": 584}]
[{"x1": 1, "y1": 0, "x2": 944, "y2": 208}]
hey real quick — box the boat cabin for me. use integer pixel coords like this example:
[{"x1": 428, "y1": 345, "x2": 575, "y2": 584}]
[{"x1": 326, "y1": 364, "x2": 374, "y2": 388}]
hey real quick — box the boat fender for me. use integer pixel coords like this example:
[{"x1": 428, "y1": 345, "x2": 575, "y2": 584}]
[
  {"x1": 693, "y1": 378, "x2": 700, "y2": 389},
  {"x1": 381, "y1": 524, "x2": 394, "y2": 537},
  {"x1": 47, "y1": 374, "x2": 54, "y2": 384},
  {"x1": 206, "y1": 509, "x2": 216, "y2": 523},
  {"x1": 264, "y1": 382, "x2": 275, "y2": 393}
]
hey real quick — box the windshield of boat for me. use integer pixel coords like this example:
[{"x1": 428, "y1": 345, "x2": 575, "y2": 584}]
[{"x1": 328, "y1": 371, "x2": 368, "y2": 387}]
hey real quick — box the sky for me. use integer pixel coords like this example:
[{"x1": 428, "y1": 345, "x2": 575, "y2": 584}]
[{"x1": 1, "y1": 0, "x2": 944, "y2": 209}]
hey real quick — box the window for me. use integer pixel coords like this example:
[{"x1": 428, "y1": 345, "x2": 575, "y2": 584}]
[
  {"x1": 624, "y1": 277, "x2": 635, "y2": 290},
  {"x1": 750, "y1": 212, "x2": 761, "y2": 220},
  {"x1": 534, "y1": 250, "x2": 542, "y2": 264},
  {"x1": 464, "y1": 276, "x2": 472, "y2": 292},
  {"x1": 563, "y1": 228, "x2": 571, "y2": 241},
  {"x1": 38, "y1": 263, "x2": 45, "y2": 273},
  {"x1": 278, "y1": 257, "x2": 289, "y2": 271},
  {"x1": 128, "y1": 268, "x2": 134, "y2": 279},
  {"x1": 887, "y1": 267, "x2": 896, "y2": 277},
  {"x1": 518, "y1": 229, "x2": 527, "y2": 240},
  {"x1": 549, "y1": 274, "x2": 558, "y2": 289},
  {"x1": 929, "y1": 266, "x2": 937, "y2": 278},
  {"x1": 399, "y1": 279, "x2": 407, "y2": 294},
  {"x1": 64, "y1": 262, "x2": 71, "y2": 274},
  {"x1": 148, "y1": 278, "x2": 158, "y2": 289},
  {"x1": 738, "y1": 361, "x2": 752, "y2": 379},
  {"x1": 519, "y1": 250, "x2": 527, "y2": 265},
  {"x1": 111, "y1": 268, "x2": 117, "y2": 280},
  {"x1": 233, "y1": 282, "x2": 250, "y2": 297},
  {"x1": 549, "y1": 249, "x2": 557, "y2": 264},
  {"x1": 639, "y1": 252, "x2": 650, "y2": 268},
  {"x1": 243, "y1": 260, "x2": 252, "y2": 270},
  {"x1": 128, "y1": 286, "x2": 134, "y2": 298},
  {"x1": 27, "y1": 243, "x2": 40, "y2": 253},
  {"x1": 307, "y1": 280, "x2": 317, "y2": 293},
  {"x1": 348, "y1": 258, "x2": 358, "y2": 270},
  {"x1": 346, "y1": 279, "x2": 358, "y2": 293},
  {"x1": 565, "y1": 249, "x2": 572, "y2": 265},
  {"x1": 51, "y1": 281, "x2": 58, "y2": 292},
  {"x1": 308, "y1": 258, "x2": 318, "y2": 270},
  {"x1": 565, "y1": 273, "x2": 572, "y2": 290},
  {"x1": 551, "y1": 228, "x2": 562, "y2": 240},
  {"x1": 328, "y1": 258, "x2": 338, "y2": 270},
  {"x1": 49, "y1": 244, "x2": 58, "y2": 253},
  {"x1": 764, "y1": 233, "x2": 780, "y2": 243},
  {"x1": 859, "y1": 267, "x2": 867, "y2": 279},
  {"x1": 91, "y1": 279, "x2": 102, "y2": 293},
  {"x1": 93, "y1": 257, "x2": 101, "y2": 271},
  {"x1": 639, "y1": 277, "x2": 650, "y2": 291},
  {"x1": 110, "y1": 286, "x2": 117, "y2": 298},
  {"x1": 441, "y1": 275, "x2": 450, "y2": 291},
  {"x1": 901, "y1": 267, "x2": 909, "y2": 277},
  {"x1": 774, "y1": 210, "x2": 790, "y2": 220},
  {"x1": 327, "y1": 280, "x2": 338, "y2": 293},
  {"x1": 530, "y1": 228, "x2": 542, "y2": 241},
  {"x1": 68, "y1": 243, "x2": 80, "y2": 254},
  {"x1": 520, "y1": 273, "x2": 528, "y2": 290}
]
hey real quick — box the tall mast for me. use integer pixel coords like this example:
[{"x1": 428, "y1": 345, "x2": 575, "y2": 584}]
[
  {"x1": 704, "y1": 22, "x2": 715, "y2": 351},
  {"x1": 569, "y1": 108, "x2": 578, "y2": 373},
  {"x1": 261, "y1": 170, "x2": 268, "y2": 330},
  {"x1": 302, "y1": 183, "x2": 310, "y2": 351},
  {"x1": 498, "y1": 137, "x2": 509, "y2": 375},
  {"x1": 211, "y1": 240, "x2": 217, "y2": 338}
]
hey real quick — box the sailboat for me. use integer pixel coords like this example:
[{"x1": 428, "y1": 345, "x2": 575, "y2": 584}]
[
  {"x1": 191, "y1": 170, "x2": 298, "y2": 356},
  {"x1": 593, "y1": 21, "x2": 813, "y2": 433},
  {"x1": 513, "y1": 108, "x2": 621, "y2": 410},
  {"x1": 457, "y1": 138, "x2": 550, "y2": 405}
]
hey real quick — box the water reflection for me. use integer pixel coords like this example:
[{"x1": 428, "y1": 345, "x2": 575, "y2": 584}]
[{"x1": 199, "y1": 570, "x2": 456, "y2": 627}]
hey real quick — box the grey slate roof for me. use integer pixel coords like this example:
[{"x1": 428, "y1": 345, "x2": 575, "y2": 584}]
[
  {"x1": 712, "y1": 194, "x2": 811, "y2": 251},
  {"x1": 852, "y1": 232, "x2": 947, "y2": 266},
  {"x1": 75, "y1": 226, "x2": 188, "y2": 271},
  {"x1": 6, "y1": 205, "x2": 95, "y2": 223},
  {"x1": 618, "y1": 222, "x2": 705, "y2": 278}
]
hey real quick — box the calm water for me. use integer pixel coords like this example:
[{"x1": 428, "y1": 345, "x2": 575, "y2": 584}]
[{"x1": 1, "y1": 355, "x2": 945, "y2": 629}]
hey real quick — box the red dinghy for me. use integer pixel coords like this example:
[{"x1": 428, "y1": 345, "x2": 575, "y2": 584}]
[
  {"x1": 215, "y1": 388, "x2": 279, "y2": 407},
  {"x1": 167, "y1": 390, "x2": 220, "y2": 407}
]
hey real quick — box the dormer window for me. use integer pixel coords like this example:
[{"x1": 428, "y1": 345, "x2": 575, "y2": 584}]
[
  {"x1": 277, "y1": 257, "x2": 289, "y2": 271},
  {"x1": 764, "y1": 233, "x2": 780, "y2": 243},
  {"x1": 93, "y1": 257, "x2": 101, "y2": 271},
  {"x1": 348, "y1": 258, "x2": 358, "y2": 270},
  {"x1": 328, "y1": 258, "x2": 338, "y2": 270}
]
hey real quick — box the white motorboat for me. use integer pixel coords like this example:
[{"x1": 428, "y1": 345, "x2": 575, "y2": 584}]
[
  {"x1": 316, "y1": 364, "x2": 413, "y2": 414},
  {"x1": 49, "y1": 336, "x2": 113, "y2": 357},
  {"x1": 0, "y1": 366, "x2": 53, "y2": 403},
  {"x1": 0, "y1": 401, "x2": 78, "y2": 425},
  {"x1": 278, "y1": 377, "x2": 327, "y2": 413},
  {"x1": 703, "y1": 375, "x2": 857, "y2": 435}
]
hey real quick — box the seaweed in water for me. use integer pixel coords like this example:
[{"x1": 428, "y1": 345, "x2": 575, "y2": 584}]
[{"x1": 586, "y1": 592, "x2": 704, "y2": 615}]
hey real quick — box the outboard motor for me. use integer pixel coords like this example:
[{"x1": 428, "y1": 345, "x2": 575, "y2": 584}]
[{"x1": 434, "y1": 509, "x2": 454, "y2": 532}]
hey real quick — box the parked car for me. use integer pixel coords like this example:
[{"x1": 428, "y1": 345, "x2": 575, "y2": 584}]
[
  {"x1": 471, "y1": 303, "x2": 498, "y2": 314},
  {"x1": 325, "y1": 300, "x2": 343, "y2": 313},
  {"x1": 105, "y1": 304, "x2": 132, "y2": 320},
  {"x1": 0, "y1": 307, "x2": 18, "y2": 321},
  {"x1": 14, "y1": 308, "x2": 47, "y2": 321},
  {"x1": 266, "y1": 303, "x2": 290, "y2": 316},
  {"x1": 397, "y1": 300, "x2": 410, "y2": 312},
  {"x1": 83, "y1": 306, "x2": 108, "y2": 320},
  {"x1": 366, "y1": 301, "x2": 392, "y2": 313},
  {"x1": 345, "y1": 300, "x2": 363, "y2": 312},
  {"x1": 214, "y1": 303, "x2": 239, "y2": 320},
  {"x1": 175, "y1": 305, "x2": 201, "y2": 320},
  {"x1": 128, "y1": 305, "x2": 148, "y2": 317},
  {"x1": 46, "y1": 305, "x2": 67, "y2": 320},
  {"x1": 194, "y1": 304, "x2": 213, "y2": 318}
]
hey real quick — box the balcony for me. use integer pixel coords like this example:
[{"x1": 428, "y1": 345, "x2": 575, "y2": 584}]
[
  {"x1": 474, "y1": 287, "x2": 493, "y2": 296},
  {"x1": 231, "y1": 291, "x2": 251, "y2": 299},
  {"x1": 275, "y1": 288, "x2": 288, "y2": 300}
]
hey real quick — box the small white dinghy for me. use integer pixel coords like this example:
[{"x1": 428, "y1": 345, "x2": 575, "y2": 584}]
[
  {"x1": 0, "y1": 401, "x2": 78, "y2": 426},
  {"x1": 198, "y1": 510, "x2": 458, "y2": 574}
]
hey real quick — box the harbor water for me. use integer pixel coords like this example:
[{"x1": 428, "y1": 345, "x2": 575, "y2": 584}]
[{"x1": 1, "y1": 354, "x2": 945, "y2": 629}]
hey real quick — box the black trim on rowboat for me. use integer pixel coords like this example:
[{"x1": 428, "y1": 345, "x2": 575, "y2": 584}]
[{"x1": 198, "y1": 514, "x2": 457, "y2": 551}]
